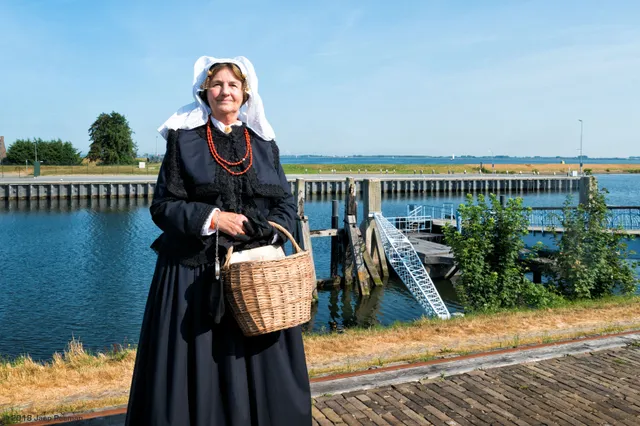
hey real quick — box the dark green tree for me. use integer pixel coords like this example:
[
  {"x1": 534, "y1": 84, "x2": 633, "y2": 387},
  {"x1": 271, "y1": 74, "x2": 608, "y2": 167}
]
[
  {"x1": 5, "y1": 139, "x2": 34, "y2": 164},
  {"x1": 6, "y1": 138, "x2": 82, "y2": 165},
  {"x1": 553, "y1": 183, "x2": 638, "y2": 298},
  {"x1": 87, "y1": 112, "x2": 137, "y2": 165},
  {"x1": 35, "y1": 138, "x2": 82, "y2": 164}
]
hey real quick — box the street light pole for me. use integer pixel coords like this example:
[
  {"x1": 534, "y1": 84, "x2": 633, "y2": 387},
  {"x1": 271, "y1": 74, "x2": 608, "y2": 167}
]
[
  {"x1": 578, "y1": 119, "x2": 583, "y2": 175},
  {"x1": 35, "y1": 140, "x2": 38, "y2": 163},
  {"x1": 489, "y1": 149, "x2": 495, "y2": 173}
]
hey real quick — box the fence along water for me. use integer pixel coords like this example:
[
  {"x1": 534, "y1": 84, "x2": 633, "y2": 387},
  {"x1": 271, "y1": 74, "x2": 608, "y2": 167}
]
[{"x1": 0, "y1": 175, "x2": 581, "y2": 201}]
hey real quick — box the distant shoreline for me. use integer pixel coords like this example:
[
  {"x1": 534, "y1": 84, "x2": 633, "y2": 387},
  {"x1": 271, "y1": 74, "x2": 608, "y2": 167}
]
[
  {"x1": 282, "y1": 155, "x2": 640, "y2": 160},
  {"x1": 1, "y1": 162, "x2": 639, "y2": 178},
  {"x1": 281, "y1": 155, "x2": 640, "y2": 166},
  {"x1": 281, "y1": 163, "x2": 640, "y2": 175}
]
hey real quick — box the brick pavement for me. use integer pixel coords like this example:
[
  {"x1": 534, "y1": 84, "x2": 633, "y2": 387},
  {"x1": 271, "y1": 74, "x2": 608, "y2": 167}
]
[{"x1": 311, "y1": 345, "x2": 640, "y2": 425}]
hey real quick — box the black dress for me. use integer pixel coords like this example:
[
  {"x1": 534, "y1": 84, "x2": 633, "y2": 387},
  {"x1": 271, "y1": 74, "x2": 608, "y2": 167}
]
[{"x1": 125, "y1": 124, "x2": 312, "y2": 426}]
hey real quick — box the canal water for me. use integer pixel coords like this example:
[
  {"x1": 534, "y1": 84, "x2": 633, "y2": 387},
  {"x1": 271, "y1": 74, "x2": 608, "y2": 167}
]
[
  {"x1": 0, "y1": 175, "x2": 638, "y2": 361},
  {"x1": 281, "y1": 155, "x2": 640, "y2": 166}
]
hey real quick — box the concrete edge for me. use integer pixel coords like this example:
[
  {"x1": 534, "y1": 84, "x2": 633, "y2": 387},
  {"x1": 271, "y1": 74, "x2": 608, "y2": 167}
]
[{"x1": 19, "y1": 330, "x2": 640, "y2": 425}]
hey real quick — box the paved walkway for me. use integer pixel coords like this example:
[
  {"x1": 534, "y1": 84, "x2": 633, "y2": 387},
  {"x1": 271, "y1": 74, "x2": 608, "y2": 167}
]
[{"x1": 311, "y1": 345, "x2": 640, "y2": 426}]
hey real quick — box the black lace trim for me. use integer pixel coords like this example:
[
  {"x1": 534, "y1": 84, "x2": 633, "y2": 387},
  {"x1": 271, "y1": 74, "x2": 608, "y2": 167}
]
[
  {"x1": 164, "y1": 129, "x2": 189, "y2": 199},
  {"x1": 270, "y1": 139, "x2": 281, "y2": 170},
  {"x1": 192, "y1": 124, "x2": 286, "y2": 203}
]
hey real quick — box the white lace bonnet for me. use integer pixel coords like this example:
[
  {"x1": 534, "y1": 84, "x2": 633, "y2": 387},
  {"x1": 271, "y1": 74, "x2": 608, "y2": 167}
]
[{"x1": 158, "y1": 56, "x2": 275, "y2": 141}]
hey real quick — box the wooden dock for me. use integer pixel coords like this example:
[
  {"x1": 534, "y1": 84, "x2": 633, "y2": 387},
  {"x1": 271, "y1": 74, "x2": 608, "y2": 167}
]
[
  {"x1": 312, "y1": 345, "x2": 640, "y2": 425},
  {"x1": 402, "y1": 234, "x2": 456, "y2": 280},
  {"x1": 407, "y1": 235, "x2": 453, "y2": 262}
]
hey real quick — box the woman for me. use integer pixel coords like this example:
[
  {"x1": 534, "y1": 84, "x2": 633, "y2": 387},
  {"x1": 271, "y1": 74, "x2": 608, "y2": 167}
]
[{"x1": 125, "y1": 56, "x2": 312, "y2": 426}]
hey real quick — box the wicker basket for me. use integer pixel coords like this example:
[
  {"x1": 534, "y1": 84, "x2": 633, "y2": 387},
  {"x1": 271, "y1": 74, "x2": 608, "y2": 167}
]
[{"x1": 222, "y1": 221, "x2": 315, "y2": 336}]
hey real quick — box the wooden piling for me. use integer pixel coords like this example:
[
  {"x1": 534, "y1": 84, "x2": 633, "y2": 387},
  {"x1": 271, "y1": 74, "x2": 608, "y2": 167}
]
[
  {"x1": 345, "y1": 215, "x2": 372, "y2": 295},
  {"x1": 370, "y1": 220, "x2": 389, "y2": 279},
  {"x1": 361, "y1": 178, "x2": 388, "y2": 282},
  {"x1": 294, "y1": 178, "x2": 318, "y2": 300},
  {"x1": 342, "y1": 178, "x2": 356, "y2": 287},
  {"x1": 330, "y1": 200, "x2": 341, "y2": 284},
  {"x1": 363, "y1": 178, "x2": 382, "y2": 221},
  {"x1": 295, "y1": 178, "x2": 305, "y2": 217}
]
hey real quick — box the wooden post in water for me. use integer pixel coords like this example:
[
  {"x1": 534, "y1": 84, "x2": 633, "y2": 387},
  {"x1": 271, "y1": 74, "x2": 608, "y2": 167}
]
[
  {"x1": 294, "y1": 178, "x2": 318, "y2": 301},
  {"x1": 295, "y1": 178, "x2": 305, "y2": 219},
  {"x1": 362, "y1": 178, "x2": 387, "y2": 282},
  {"x1": 363, "y1": 178, "x2": 382, "y2": 222},
  {"x1": 345, "y1": 215, "x2": 372, "y2": 295},
  {"x1": 370, "y1": 221, "x2": 389, "y2": 279},
  {"x1": 343, "y1": 177, "x2": 374, "y2": 295},
  {"x1": 330, "y1": 200, "x2": 341, "y2": 285},
  {"x1": 293, "y1": 178, "x2": 305, "y2": 242},
  {"x1": 342, "y1": 177, "x2": 356, "y2": 288}
]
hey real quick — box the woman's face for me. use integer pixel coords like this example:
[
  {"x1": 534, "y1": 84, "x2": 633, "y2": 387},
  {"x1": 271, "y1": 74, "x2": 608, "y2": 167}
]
[{"x1": 206, "y1": 67, "x2": 244, "y2": 120}]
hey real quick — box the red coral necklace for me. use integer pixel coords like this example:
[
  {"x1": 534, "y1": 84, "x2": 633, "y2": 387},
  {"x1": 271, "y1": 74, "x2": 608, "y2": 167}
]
[{"x1": 206, "y1": 116, "x2": 253, "y2": 176}]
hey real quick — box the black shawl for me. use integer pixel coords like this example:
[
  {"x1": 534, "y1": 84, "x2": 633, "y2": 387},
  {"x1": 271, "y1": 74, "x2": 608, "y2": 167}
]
[{"x1": 149, "y1": 123, "x2": 296, "y2": 268}]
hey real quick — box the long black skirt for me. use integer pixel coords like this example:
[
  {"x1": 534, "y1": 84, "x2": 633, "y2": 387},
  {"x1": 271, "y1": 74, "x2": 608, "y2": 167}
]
[{"x1": 125, "y1": 253, "x2": 312, "y2": 426}]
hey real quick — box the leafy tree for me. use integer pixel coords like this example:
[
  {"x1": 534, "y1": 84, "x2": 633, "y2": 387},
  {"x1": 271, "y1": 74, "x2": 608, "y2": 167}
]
[
  {"x1": 5, "y1": 139, "x2": 34, "y2": 164},
  {"x1": 552, "y1": 181, "x2": 638, "y2": 298},
  {"x1": 444, "y1": 194, "x2": 556, "y2": 312},
  {"x1": 5, "y1": 138, "x2": 81, "y2": 165},
  {"x1": 87, "y1": 112, "x2": 137, "y2": 164},
  {"x1": 34, "y1": 138, "x2": 82, "y2": 164}
]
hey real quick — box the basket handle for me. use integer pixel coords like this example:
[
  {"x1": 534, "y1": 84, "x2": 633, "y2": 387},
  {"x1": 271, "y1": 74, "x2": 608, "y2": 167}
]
[{"x1": 223, "y1": 221, "x2": 303, "y2": 268}]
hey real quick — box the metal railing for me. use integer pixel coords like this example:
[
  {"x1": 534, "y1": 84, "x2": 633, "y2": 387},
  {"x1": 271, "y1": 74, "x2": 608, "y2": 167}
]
[
  {"x1": 528, "y1": 208, "x2": 565, "y2": 229},
  {"x1": 403, "y1": 204, "x2": 640, "y2": 231},
  {"x1": 528, "y1": 206, "x2": 640, "y2": 231},
  {"x1": 386, "y1": 216, "x2": 434, "y2": 233},
  {"x1": 406, "y1": 203, "x2": 455, "y2": 221}
]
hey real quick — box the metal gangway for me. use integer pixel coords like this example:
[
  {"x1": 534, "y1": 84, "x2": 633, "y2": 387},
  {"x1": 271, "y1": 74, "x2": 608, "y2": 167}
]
[{"x1": 373, "y1": 212, "x2": 451, "y2": 319}]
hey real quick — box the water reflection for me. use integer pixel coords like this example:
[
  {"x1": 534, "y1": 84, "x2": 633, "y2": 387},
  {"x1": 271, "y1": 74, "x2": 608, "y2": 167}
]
[
  {"x1": 1, "y1": 197, "x2": 150, "y2": 212},
  {"x1": 307, "y1": 278, "x2": 462, "y2": 334},
  {"x1": 0, "y1": 198, "x2": 156, "y2": 361}
]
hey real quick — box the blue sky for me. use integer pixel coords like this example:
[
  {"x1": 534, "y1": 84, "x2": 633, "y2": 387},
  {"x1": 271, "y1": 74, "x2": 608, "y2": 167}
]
[{"x1": 1, "y1": 0, "x2": 639, "y2": 157}]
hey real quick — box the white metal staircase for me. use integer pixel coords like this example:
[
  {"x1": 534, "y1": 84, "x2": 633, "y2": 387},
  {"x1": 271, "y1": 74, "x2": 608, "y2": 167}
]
[{"x1": 373, "y1": 212, "x2": 451, "y2": 319}]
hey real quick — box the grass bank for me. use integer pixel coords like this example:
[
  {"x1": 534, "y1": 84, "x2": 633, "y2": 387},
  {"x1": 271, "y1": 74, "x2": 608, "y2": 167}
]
[
  {"x1": 3, "y1": 163, "x2": 640, "y2": 177},
  {"x1": 2, "y1": 163, "x2": 162, "y2": 177},
  {"x1": 1, "y1": 296, "x2": 640, "y2": 422}
]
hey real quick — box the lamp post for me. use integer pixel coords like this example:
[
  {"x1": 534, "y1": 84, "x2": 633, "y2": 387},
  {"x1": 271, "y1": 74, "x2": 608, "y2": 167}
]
[
  {"x1": 35, "y1": 140, "x2": 38, "y2": 163},
  {"x1": 578, "y1": 119, "x2": 583, "y2": 175},
  {"x1": 489, "y1": 149, "x2": 495, "y2": 173}
]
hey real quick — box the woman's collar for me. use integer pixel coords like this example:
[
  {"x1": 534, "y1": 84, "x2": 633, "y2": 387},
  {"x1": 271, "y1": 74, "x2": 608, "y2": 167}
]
[{"x1": 210, "y1": 116, "x2": 243, "y2": 134}]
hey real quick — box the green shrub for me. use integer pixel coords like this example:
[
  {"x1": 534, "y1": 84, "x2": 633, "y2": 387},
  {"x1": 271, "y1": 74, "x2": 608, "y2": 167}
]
[
  {"x1": 444, "y1": 194, "x2": 554, "y2": 311},
  {"x1": 552, "y1": 180, "x2": 638, "y2": 298}
]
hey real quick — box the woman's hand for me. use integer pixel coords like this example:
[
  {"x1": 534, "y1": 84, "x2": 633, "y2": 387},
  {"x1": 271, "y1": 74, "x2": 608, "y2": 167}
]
[{"x1": 213, "y1": 211, "x2": 249, "y2": 239}]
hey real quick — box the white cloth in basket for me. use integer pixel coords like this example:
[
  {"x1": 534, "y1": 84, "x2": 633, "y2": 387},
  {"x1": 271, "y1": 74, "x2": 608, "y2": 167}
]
[{"x1": 228, "y1": 245, "x2": 285, "y2": 265}]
